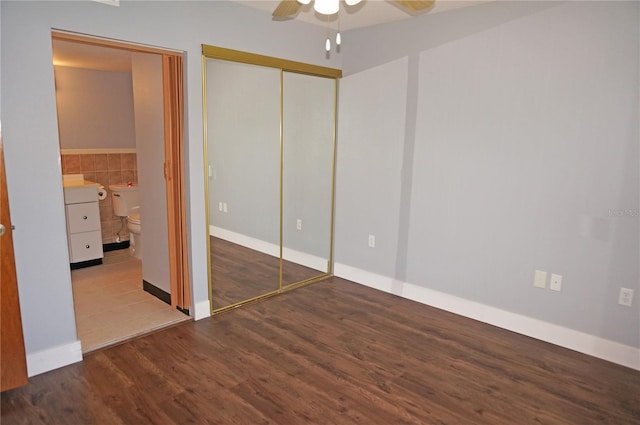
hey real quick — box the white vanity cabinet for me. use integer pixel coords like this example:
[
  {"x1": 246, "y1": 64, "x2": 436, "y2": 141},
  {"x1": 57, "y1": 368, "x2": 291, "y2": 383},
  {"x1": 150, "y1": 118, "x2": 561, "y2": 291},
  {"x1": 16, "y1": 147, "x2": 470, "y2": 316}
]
[{"x1": 63, "y1": 183, "x2": 103, "y2": 265}]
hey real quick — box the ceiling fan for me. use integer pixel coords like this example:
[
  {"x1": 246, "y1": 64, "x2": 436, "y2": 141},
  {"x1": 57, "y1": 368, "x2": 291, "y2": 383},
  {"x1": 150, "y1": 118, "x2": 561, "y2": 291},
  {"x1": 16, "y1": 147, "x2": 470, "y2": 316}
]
[
  {"x1": 273, "y1": 0, "x2": 436, "y2": 51},
  {"x1": 272, "y1": 0, "x2": 436, "y2": 19}
]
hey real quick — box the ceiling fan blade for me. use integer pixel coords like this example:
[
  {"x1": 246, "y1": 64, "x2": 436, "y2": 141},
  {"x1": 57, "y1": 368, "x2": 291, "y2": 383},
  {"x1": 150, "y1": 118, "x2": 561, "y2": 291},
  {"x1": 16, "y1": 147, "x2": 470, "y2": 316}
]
[
  {"x1": 273, "y1": 0, "x2": 303, "y2": 18},
  {"x1": 393, "y1": 0, "x2": 436, "y2": 13}
]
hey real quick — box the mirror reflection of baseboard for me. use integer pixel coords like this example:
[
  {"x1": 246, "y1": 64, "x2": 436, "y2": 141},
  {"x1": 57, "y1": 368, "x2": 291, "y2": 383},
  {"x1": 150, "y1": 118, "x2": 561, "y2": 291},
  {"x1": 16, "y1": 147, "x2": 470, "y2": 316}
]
[{"x1": 211, "y1": 226, "x2": 327, "y2": 273}]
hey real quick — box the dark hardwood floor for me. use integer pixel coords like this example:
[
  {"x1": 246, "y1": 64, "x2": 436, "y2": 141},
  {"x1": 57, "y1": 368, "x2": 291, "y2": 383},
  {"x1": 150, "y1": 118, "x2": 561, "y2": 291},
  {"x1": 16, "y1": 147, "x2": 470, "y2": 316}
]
[
  {"x1": 211, "y1": 237, "x2": 325, "y2": 309},
  {"x1": 2, "y1": 277, "x2": 639, "y2": 424}
]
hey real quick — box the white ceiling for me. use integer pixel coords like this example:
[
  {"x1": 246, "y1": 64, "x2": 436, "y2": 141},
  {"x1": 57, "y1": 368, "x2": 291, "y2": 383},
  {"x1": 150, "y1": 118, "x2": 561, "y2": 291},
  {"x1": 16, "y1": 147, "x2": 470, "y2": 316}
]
[{"x1": 52, "y1": 0, "x2": 487, "y2": 72}]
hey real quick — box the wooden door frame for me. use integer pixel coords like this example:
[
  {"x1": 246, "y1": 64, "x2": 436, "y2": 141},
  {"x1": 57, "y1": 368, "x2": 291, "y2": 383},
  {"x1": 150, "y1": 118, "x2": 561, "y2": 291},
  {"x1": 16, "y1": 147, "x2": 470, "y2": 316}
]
[{"x1": 51, "y1": 31, "x2": 191, "y2": 311}]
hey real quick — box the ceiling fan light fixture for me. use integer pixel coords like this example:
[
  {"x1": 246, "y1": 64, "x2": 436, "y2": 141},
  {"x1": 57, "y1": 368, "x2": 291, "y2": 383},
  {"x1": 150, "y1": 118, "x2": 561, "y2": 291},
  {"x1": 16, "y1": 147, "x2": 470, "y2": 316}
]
[
  {"x1": 314, "y1": 0, "x2": 339, "y2": 15},
  {"x1": 273, "y1": 0, "x2": 438, "y2": 53}
]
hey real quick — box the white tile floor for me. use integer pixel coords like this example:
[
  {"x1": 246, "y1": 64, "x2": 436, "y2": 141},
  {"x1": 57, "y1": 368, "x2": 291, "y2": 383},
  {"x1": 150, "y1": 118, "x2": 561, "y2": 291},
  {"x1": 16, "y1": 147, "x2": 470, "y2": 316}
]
[{"x1": 71, "y1": 249, "x2": 190, "y2": 353}]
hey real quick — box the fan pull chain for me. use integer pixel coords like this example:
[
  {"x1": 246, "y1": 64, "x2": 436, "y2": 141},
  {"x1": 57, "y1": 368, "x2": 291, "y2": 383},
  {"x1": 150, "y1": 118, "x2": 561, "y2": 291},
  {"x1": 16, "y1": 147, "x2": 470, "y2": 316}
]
[
  {"x1": 325, "y1": 13, "x2": 331, "y2": 52},
  {"x1": 336, "y1": 10, "x2": 341, "y2": 46}
]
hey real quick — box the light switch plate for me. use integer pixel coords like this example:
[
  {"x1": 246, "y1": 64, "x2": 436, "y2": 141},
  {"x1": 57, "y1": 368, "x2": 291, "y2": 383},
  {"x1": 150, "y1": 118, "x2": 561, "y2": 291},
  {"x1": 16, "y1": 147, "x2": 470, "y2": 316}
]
[
  {"x1": 534, "y1": 270, "x2": 547, "y2": 289},
  {"x1": 619, "y1": 288, "x2": 634, "y2": 306}
]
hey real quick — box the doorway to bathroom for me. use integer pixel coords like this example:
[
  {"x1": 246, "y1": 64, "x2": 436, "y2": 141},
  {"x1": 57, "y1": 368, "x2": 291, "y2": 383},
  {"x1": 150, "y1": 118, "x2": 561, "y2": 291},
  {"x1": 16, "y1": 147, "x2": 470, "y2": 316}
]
[{"x1": 52, "y1": 31, "x2": 191, "y2": 353}]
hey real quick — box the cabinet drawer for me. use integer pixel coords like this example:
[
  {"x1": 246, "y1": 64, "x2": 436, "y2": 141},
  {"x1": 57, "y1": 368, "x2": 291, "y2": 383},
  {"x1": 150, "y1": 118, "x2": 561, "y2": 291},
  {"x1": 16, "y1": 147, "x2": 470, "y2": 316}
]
[
  {"x1": 69, "y1": 232, "x2": 103, "y2": 263},
  {"x1": 64, "y1": 186, "x2": 98, "y2": 204},
  {"x1": 66, "y1": 202, "x2": 100, "y2": 233}
]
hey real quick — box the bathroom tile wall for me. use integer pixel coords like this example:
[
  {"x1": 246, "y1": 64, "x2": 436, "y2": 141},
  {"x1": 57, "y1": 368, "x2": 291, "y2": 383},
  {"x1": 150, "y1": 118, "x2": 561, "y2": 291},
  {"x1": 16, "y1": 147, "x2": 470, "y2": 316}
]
[{"x1": 61, "y1": 152, "x2": 138, "y2": 244}]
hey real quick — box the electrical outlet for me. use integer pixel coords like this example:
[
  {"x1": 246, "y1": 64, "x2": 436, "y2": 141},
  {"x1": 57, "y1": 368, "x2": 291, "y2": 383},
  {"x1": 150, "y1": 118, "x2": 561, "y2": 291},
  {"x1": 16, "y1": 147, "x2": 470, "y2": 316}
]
[
  {"x1": 534, "y1": 270, "x2": 547, "y2": 289},
  {"x1": 218, "y1": 202, "x2": 223, "y2": 212},
  {"x1": 619, "y1": 288, "x2": 634, "y2": 306},
  {"x1": 223, "y1": 202, "x2": 228, "y2": 213},
  {"x1": 296, "y1": 219, "x2": 302, "y2": 231},
  {"x1": 550, "y1": 274, "x2": 562, "y2": 292},
  {"x1": 368, "y1": 234, "x2": 376, "y2": 248}
]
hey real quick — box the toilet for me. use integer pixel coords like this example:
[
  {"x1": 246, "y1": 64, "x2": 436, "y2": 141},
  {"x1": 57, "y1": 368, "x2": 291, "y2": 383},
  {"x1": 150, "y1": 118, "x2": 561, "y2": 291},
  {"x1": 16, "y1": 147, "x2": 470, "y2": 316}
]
[
  {"x1": 126, "y1": 207, "x2": 142, "y2": 258},
  {"x1": 109, "y1": 184, "x2": 142, "y2": 259}
]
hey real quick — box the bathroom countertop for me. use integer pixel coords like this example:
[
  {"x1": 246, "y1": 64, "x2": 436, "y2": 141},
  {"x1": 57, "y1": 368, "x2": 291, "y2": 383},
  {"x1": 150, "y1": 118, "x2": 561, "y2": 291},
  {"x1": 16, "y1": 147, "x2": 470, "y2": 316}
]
[
  {"x1": 63, "y1": 179, "x2": 100, "y2": 188},
  {"x1": 62, "y1": 173, "x2": 100, "y2": 189}
]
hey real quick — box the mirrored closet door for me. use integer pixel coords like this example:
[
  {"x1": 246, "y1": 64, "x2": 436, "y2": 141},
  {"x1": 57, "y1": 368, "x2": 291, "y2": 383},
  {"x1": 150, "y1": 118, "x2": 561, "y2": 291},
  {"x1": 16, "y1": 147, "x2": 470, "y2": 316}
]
[
  {"x1": 205, "y1": 58, "x2": 281, "y2": 311},
  {"x1": 281, "y1": 72, "x2": 336, "y2": 287},
  {"x1": 203, "y1": 46, "x2": 341, "y2": 313}
]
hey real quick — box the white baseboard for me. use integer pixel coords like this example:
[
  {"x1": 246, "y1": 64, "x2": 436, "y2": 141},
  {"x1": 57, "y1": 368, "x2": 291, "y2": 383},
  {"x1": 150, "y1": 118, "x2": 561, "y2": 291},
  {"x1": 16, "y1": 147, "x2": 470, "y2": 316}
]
[
  {"x1": 211, "y1": 226, "x2": 327, "y2": 272},
  {"x1": 334, "y1": 263, "x2": 640, "y2": 371},
  {"x1": 26, "y1": 340, "x2": 83, "y2": 377},
  {"x1": 192, "y1": 299, "x2": 211, "y2": 321}
]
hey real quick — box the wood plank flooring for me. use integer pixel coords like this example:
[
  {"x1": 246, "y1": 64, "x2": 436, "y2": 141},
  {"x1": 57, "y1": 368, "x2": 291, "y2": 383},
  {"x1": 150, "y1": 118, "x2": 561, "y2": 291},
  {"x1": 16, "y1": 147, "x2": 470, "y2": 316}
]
[
  {"x1": 2, "y1": 277, "x2": 639, "y2": 424},
  {"x1": 211, "y1": 237, "x2": 325, "y2": 310}
]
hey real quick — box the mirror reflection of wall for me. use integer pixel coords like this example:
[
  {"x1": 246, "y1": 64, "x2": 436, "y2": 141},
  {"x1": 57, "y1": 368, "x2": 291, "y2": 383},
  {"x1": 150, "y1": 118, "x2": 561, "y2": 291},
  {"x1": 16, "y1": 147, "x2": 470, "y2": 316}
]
[
  {"x1": 282, "y1": 72, "x2": 336, "y2": 287},
  {"x1": 203, "y1": 46, "x2": 341, "y2": 314}
]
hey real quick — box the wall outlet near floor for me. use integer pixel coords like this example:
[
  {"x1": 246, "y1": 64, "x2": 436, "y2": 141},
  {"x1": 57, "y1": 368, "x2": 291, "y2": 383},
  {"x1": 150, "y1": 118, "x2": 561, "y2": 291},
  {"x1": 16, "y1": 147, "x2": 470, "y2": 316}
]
[
  {"x1": 534, "y1": 270, "x2": 547, "y2": 289},
  {"x1": 223, "y1": 202, "x2": 228, "y2": 213},
  {"x1": 368, "y1": 234, "x2": 376, "y2": 248},
  {"x1": 619, "y1": 288, "x2": 634, "y2": 306},
  {"x1": 218, "y1": 202, "x2": 223, "y2": 212},
  {"x1": 550, "y1": 274, "x2": 562, "y2": 292},
  {"x1": 296, "y1": 219, "x2": 303, "y2": 231}
]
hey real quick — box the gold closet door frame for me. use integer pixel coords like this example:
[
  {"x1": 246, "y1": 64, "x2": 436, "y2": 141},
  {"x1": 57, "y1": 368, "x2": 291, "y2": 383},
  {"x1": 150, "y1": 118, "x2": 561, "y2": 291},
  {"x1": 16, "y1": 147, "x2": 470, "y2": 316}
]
[
  {"x1": 202, "y1": 45, "x2": 342, "y2": 79},
  {"x1": 202, "y1": 45, "x2": 341, "y2": 314}
]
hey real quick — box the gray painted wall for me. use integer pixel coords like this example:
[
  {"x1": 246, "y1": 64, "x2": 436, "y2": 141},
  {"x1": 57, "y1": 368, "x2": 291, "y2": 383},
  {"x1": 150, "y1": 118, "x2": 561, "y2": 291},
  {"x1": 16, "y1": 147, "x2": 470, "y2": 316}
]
[
  {"x1": 0, "y1": 3, "x2": 2, "y2": 121},
  {"x1": 0, "y1": 3, "x2": 2, "y2": 122},
  {"x1": 336, "y1": 1, "x2": 640, "y2": 347},
  {"x1": 54, "y1": 66, "x2": 136, "y2": 150},
  {"x1": 3, "y1": 0, "x2": 636, "y2": 369},
  {"x1": 132, "y1": 52, "x2": 171, "y2": 294},
  {"x1": 335, "y1": 57, "x2": 408, "y2": 276},
  {"x1": 1, "y1": 0, "x2": 339, "y2": 358}
]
